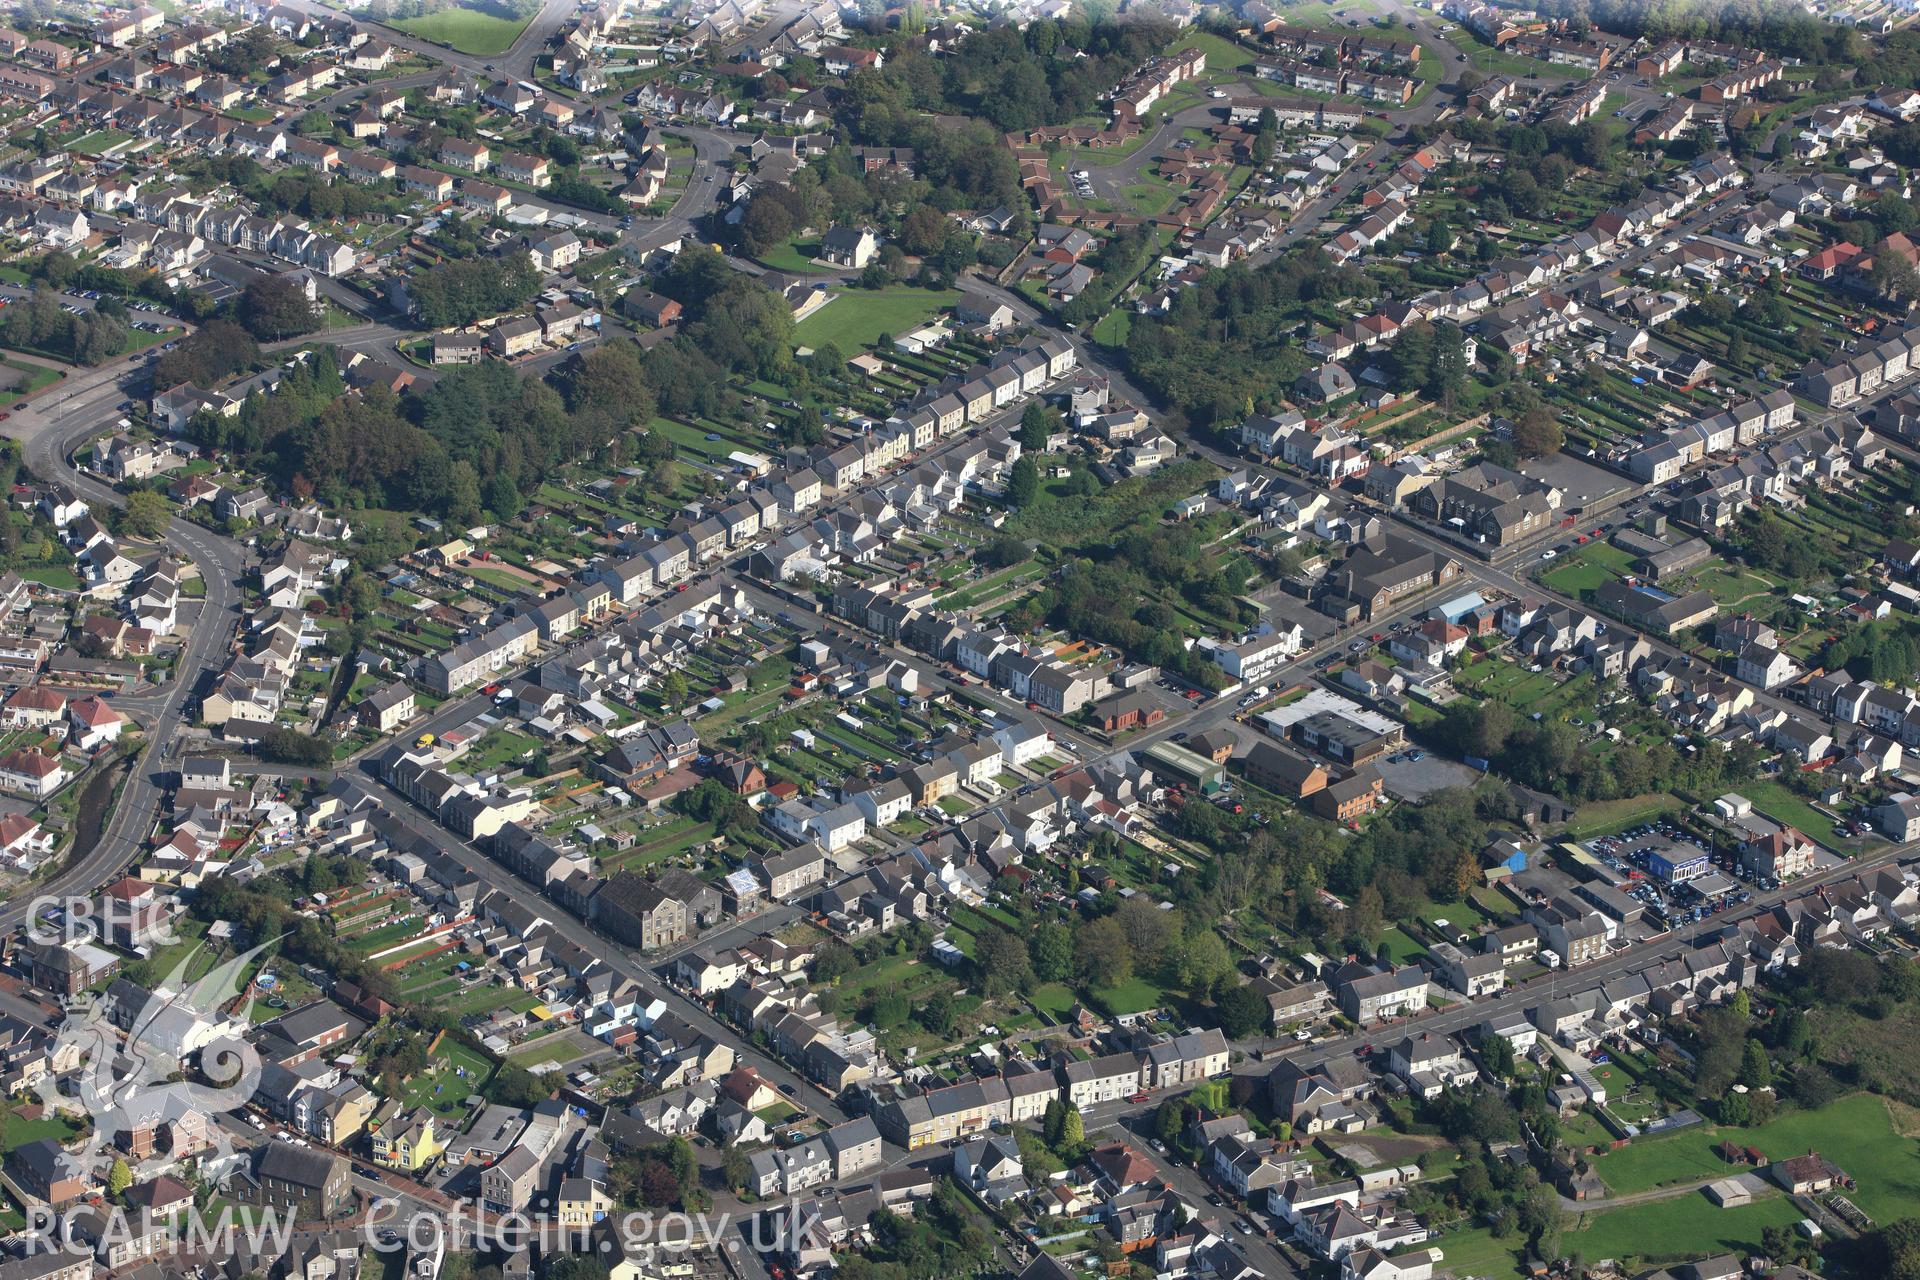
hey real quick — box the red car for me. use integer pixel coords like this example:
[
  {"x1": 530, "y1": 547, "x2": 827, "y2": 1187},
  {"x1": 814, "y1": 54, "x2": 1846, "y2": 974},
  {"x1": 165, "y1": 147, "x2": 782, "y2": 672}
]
[{"x1": 1127, "y1": 1092, "x2": 1150, "y2": 1104}]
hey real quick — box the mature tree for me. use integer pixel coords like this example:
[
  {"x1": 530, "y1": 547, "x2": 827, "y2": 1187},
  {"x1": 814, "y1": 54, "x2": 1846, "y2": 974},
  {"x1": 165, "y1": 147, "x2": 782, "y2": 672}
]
[
  {"x1": 720, "y1": 1145, "x2": 752, "y2": 1193},
  {"x1": 1055, "y1": 1103, "x2": 1084, "y2": 1155},
  {"x1": 1170, "y1": 930, "x2": 1234, "y2": 1000},
  {"x1": 739, "y1": 196, "x2": 796, "y2": 258},
  {"x1": 919, "y1": 990, "x2": 956, "y2": 1035},
  {"x1": 899, "y1": 205, "x2": 948, "y2": 256},
  {"x1": 1214, "y1": 982, "x2": 1269, "y2": 1038},
  {"x1": 974, "y1": 927, "x2": 1031, "y2": 997},
  {"x1": 1031, "y1": 922, "x2": 1074, "y2": 982},
  {"x1": 1252, "y1": 105, "x2": 1278, "y2": 166},
  {"x1": 1114, "y1": 896, "x2": 1175, "y2": 966},
  {"x1": 119, "y1": 490, "x2": 173, "y2": 539},
  {"x1": 238, "y1": 276, "x2": 322, "y2": 340},
  {"x1": 1019, "y1": 400, "x2": 1053, "y2": 452},
  {"x1": 152, "y1": 320, "x2": 260, "y2": 389},
  {"x1": 107, "y1": 1157, "x2": 132, "y2": 1197},
  {"x1": 1075, "y1": 915, "x2": 1133, "y2": 986},
  {"x1": 1872, "y1": 249, "x2": 1920, "y2": 301},
  {"x1": 1873, "y1": 1217, "x2": 1920, "y2": 1280},
  {"x1": 1006, "y1": 454, "x2": 1040, "y2": 507},
  {"x1": 486, "y1": 1063, "x2": 552, "y2": 1108},
  {"x1": 1511, "y1": 406, "x2": 1564, "y2": 459}
]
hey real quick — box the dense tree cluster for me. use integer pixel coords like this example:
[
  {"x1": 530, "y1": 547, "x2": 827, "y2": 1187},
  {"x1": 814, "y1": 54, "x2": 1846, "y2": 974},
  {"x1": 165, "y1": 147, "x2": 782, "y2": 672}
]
[
  {"x1": 833, "y1": 1180, "x2": 997, "y2": 1280},
  {"x1": 1124, "y1": 251, "x2": 1374, "y2": 426},
  {"x1": 1020, "y1": 525, "x2": 1249, "y2": 690},
  {"x1": 153, "y1": 320, "x2": 260, "y2": 390},
  {"x1": 185, "y1": 856, "x2": 404, "y2": 1011},
  {"x1": 1, "y1": 289, "x2": 128, "y2": 365},
  {"x1": 838, "y1": 17, "x2": 1173, "y2": 136},
  {"x1": 1429, "y1": 698, "x2": 1764, "y2": 804},
  {"x1": 609, "y1": 1135, "x2": 702, "y2": 1210},
  {"x1": 1541, "y1": 0, "x2": 1871, "y2": 67},
  {"x1": 1383, "y1": 319, "x2": 1471, "y2": 405},
  {"x1": 734, "y1": 159, "x2": 978, "y2": 285},
  {"x1": 238, "y1": 276, "x2": 323, "y2": 342},
  {"x1": 1822, "y1": 617, "x2": 1920, "y2": 685},
  {"x1": 1730, "y1": 507, "x2": 1857, "y2": 582},
  {"x1": 1867, "y1": 1217, "x2": 1920, "y2": 1280},
  {"x1": 406, "y1": 254, "x2": 542, "y2": 329}
]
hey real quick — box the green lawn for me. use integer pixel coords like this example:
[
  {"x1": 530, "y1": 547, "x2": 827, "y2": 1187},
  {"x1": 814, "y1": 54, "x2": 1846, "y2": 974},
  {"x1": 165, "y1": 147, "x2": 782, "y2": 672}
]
[
  {"x1": 1565, "y1": 1193, "x2": 1803, "y2": 1268},
  {"x1": 1091, "y1": 976, "x2": 1166, "y2": 1017},
  {"x1": 1030, "y1": 982, "x2": 1077, "y2": 1023},
  {"x1": 1564, "y1": 793, "x2": 1682, "y2": 838},
  {"x1": 508, "y1": 1031, "x2": 595, "y2": 1071},
  {"x1": 755, "y1": 237, "x2": 830, "y2": 274},
  {"x1": 19, "y1": 565, "x2": 78, "y2": 590},
  {"x1": 398, "y1": 1038, "x2": 495, "y2": 1116},
  {"x1": 388, "y1": 5, "x2": 533, "y2": 55},
  {"x1": 1090, "y1": 310, "x2": 1132, "y2": 348},
  {"x1": 1537, "y1": 540, "x2": 1637, "y2": 597},
  {"x1": 1740, "y1": 779, "x2": 1844, "y2": 846},
  {"x1": 0, "y1": 358, "x2": 60, "y2": 404},
  {"x1": 3, "y1": 1106, "x2": 83, "y2": 1152},
  {"x1": 1591, "y1": 1093, "x2": 1920, "y2": 1224},
  {"x1": 793, "y1": 286, "x2": 959, "y2": 353},
  {"x1": 66, "y1": 130, "x2": 129, "y2": 156},
  {"x1": 1439, "y1": 1193, "x2": 1802, "y2": 1279}
]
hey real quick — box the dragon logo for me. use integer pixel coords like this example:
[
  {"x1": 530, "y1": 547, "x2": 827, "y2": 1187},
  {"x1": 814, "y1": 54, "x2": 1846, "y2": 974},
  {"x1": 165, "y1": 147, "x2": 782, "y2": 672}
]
[{"x1": 37, "y1": 938, "x2": 278, "y2": 1183}]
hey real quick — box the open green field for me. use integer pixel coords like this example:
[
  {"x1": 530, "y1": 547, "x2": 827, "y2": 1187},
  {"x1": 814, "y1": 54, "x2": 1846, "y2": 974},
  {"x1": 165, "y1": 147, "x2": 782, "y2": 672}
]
[
  {"x1": 1439, "y1": 1193, "x2": 1801, "y2": 1279},
  {"x1": 1739, "y1": 779, "x2": 1843, "y2": 846},
  {"x1": 1683, "y1": 562, "x2": 1779, "y2": 611},
  {"x1": 398, "y1": 1037, "x2": 495, "y2": 1116},
  {"x1": 1537, "y1": 539, "x2": 1636, "y2": 596},
  {"x1": 387, "y1": 5, "x2": 533, "y2": 55},
  {"x1": 1564, "y1": 793, "x2": 1682, "y2": 838},
  {"x1": 1091, "y1": 976, "x2": 1166, "y2": 1017},
  {"x1": 793, "y1": 286, "x2": 959, "y2": 353},
  {"x1": 756, "y1": 237, "x2": 830, "y2": 274},
  {"x1": 1590, "y1": 1093, "x2": 1920, "y2": 1223},
  {"x1": 1164, "y1": 28, "x2": 1254, "y2": 75},
  {"x1": 1029, "y1": 982, "x2": 1077, "y2": 1023},
  {"x1": 1569, "y1": 1193, "x2": 1803, "y2": 1268}
]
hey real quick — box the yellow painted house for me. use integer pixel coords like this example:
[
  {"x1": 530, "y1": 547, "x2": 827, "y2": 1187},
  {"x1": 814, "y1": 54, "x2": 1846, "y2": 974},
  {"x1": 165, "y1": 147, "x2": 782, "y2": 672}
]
[{"x1": 369, "y1": 1106, "x2": 443, "y2": 1172}]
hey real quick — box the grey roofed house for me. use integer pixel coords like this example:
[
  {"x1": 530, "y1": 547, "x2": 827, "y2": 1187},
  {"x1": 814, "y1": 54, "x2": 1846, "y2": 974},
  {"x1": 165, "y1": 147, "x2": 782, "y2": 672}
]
[{"x1": 1295, "y1": 361, "x2": 1356, "y2": 402}]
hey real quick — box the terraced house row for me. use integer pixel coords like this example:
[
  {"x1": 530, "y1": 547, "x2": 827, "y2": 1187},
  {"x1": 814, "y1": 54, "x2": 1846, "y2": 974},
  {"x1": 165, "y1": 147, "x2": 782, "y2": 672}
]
[{"x1": 874, "y1": 1029, "x2": 1229, "y2": 1149}]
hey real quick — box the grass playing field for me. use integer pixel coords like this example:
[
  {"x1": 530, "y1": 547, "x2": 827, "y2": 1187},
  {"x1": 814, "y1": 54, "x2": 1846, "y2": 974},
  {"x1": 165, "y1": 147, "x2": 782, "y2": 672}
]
[
  {"x1": 792, "y1": 286, "x2": 960, "y2": 353},
  {"x1": 389, "y1": 5, "x2": 533, "y2": 55}
]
